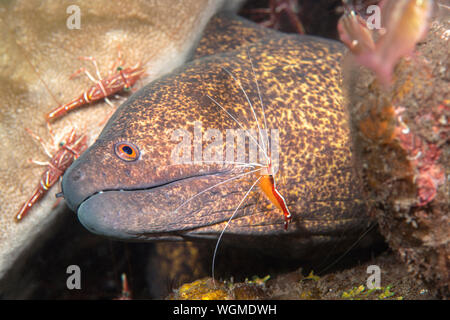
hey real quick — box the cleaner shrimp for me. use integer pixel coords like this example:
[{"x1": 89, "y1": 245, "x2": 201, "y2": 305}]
[
  {"x1": 46, "y1": 47, "x2": 146, "y2": 122},
  {"x1": 170, "y1": 48, "x2": 292, "y2": 283}
]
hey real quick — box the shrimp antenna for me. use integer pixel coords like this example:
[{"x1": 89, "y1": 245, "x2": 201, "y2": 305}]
[
  {"x1": 173, "y1": 167, "x2": 263, "y2": 213},
  {"x1": 221, "y1": 67, "x2": 270, "y2": 162},
  {"x1": 206, "y1": 94, "x2": 269, "y2": 162},
  {"x1": 212, "y1": 176, "x2": 262, "y2": 286},
  {"x1": 317, "y1": 222, "x2": 377, "y2": 275},
  {"x1": 246, "y1": 47, "x2": 270, "y2": 157}
]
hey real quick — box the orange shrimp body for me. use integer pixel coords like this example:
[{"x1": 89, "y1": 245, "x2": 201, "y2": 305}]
[
  {"x1": 46, "y1": 64, "x2": 145, "y2": 121},
  {"x1": 257, "y1": 160, "x2": 292, "y2": 229},
  {"x1": 15, "y1": 130, "x2": 88, "y2": 221}
]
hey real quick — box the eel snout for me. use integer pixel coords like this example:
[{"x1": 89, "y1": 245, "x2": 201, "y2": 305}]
[
  {"x1": 61, "y1": 142, "x2": 255, "y2": 240},
  {"x1": 62, "y1": 162, "x2": 87, "y2": 213}
]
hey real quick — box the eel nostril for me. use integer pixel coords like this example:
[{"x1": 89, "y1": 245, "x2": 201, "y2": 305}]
[{"x1": 71, "y1": 169, "x2": 85, "y2": 182}]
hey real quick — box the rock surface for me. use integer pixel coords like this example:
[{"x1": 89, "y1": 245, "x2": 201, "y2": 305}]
[
  {"x1": 0, "y1": 0, "x2": 243, "y2": 297},
  {"x1": 344, "y1": 18, "x2": 449, "y2": 297}
]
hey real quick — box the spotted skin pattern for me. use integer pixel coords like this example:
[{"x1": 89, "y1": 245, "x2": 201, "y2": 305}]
[{"x1": 62, "y1": 14, "x2": 368, "y2": 257}]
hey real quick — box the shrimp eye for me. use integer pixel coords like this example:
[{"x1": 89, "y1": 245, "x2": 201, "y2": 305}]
[{"x1": 114, "y1": 142, "x2": 140, "y2": 162}]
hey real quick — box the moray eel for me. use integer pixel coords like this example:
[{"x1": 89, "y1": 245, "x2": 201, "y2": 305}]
[{"x1": 62, "y1": 13, "x2": 369, "y2": 258}]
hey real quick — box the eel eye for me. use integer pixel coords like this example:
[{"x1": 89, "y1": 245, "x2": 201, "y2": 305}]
[{"x1": 114, "y1": 142, "x2": 140, "y2": 162}]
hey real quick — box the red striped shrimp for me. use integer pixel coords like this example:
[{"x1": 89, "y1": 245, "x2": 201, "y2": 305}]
[
  {"x1": 256, "y1": 159, "x2": 292, "y2": 228},
  {"x1": 207, "y1": 61, "x2": 292, "y2": 230},
  {"x1": 209, "y1": 56, "x2": 292, "y2": 283},
  {"x1": 15, "y1": 126, "x2": 88, "y2": 221},
  {"x1": 46, "y1": 48, "x2": 145, "y2": 121}
]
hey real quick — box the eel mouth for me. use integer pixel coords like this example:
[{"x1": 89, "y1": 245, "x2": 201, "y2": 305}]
[{"x1": 63, "y1": 169, "x2": 256, "y2": 241}]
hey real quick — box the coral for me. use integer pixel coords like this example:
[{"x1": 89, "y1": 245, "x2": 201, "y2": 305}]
[
  {"x1": 167, "y1": 277, "x2": 269, "y2": 300},
  {"x1": 341, "y1": 284, "x2": 401, "y2": 300},
  {"x1": 338, "y1": 0, "x2": 434, "y2": 85},
  {"x1": 168, "y1": 252, "x2": 435, "y2": 300},
  {"x1": 344, "y1": 17, "x2": 449, "y2": 297}
]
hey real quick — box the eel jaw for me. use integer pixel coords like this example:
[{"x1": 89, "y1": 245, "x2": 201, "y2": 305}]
[{"x1": 64, "y1": 170, "x2": 255, "y2": 241}]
